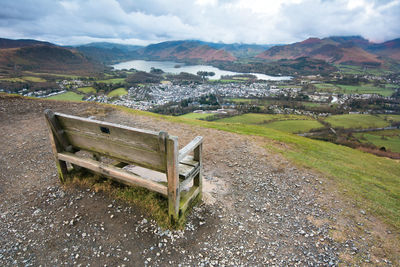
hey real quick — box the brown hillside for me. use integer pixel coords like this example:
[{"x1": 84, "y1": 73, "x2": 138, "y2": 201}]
[
  {"x1": 256, "y1": 37, "x2": 383, "y2": 66},
  {"x1": 139, "y1": 41, "x2": 236, "y2": 62},
  {"x1": 0, "y1": 42, "x2": 103, "y2": 75}
]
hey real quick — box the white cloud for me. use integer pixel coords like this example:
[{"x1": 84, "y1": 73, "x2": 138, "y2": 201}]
[{"x1": 0, "y1": 0, "x2": 398, "y2": 45}]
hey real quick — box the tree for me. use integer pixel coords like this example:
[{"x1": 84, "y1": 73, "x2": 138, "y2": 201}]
[{"x1": 197, "y1": 71, "x2": 215, "y2": 81}]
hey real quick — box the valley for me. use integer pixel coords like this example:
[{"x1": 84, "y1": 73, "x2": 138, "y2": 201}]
[
  {"x1": 1, "y1": 1, "x2": 400, "y2": 265},
  {"x1": 1, "y1": 36, "x2": 399, "y2": 158}
]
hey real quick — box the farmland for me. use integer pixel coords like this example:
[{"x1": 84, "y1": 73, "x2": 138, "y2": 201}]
[
  {"x1": 355, "y1": 130, "x2": 400, "y2": 153},
  {"x1": 216, "y1": 113, "x2": 324, "y2": 133},
  {"x1": 47, "y1": 91, "x2": 83, "y2": 101},
  {"x1": 323, "y1": 114, "x2": 391, "y2": 129},
  {"x1": 108, "y1": 87, "x2": 128, "y2": 97},
  {"x1": 179, "y1": 112, "x2": 213, "y2": 120},
  {"x1": 77, "y1": 86, "x2": 96, "y2": 94}
]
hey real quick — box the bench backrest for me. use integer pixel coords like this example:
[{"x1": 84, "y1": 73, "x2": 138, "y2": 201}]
[{"x1": 54, "y1": 112, "x2": 173, "y2": 172}]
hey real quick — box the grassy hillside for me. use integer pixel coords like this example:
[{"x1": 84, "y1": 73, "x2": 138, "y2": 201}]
[
  {"x1": 179, "y1": 112, "x2": 213, "y2": 120},
  {"x1": 323, "y1": 114, "x2": 391, "y2": 129},
  {"x1": 108, "y1": 87, "x2": 128, "y2": 97},
  {"x1": 116, "y1": 106, "x2": 400, "y2": 230},
  {"x1": 217, "y1": 113, "x2": 324, "y2": 133},
  {"x1": 355, "y1": 130, "x2": 400, "y2": 153},
  {"x1": 47, "y1": 92, "x2": 83, "y2": 101},
  {"x1": 77, "y1": 86, "x2": 96, "y2": 94}
]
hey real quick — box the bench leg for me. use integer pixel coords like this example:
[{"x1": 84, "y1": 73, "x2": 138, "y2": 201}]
[
  {"x1": 166, "y1": 137, "x2": 180, "y2": 222},
  {"x1": 194, "y1": 143, "x2": 203, "y2": 200},
  {"x1": 55, "y1": 160, "x2": 68, "y2": 183}
]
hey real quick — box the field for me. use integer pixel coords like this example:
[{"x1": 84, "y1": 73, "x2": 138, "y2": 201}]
[
  {"x1": 263, "y1": 120, "x2": 324, "y2": 133},
  {"x1": 314, "y1": 83, "x2": 338, "y2": 92},
  {"x1": 335, "y1": 64, "x2": 394, "y2": 76},
  {"x1": 323, "y1": 114, "x2": 391, "y2": 129},
  {"x1": 97, "y1": 78, "x2": 126, "y2": 84},
  {"x1": 313, "y1": 82, "x2": 396, "y2": 96},
  {"x1": 336, "y1": 84, "x2": 395, "y2": 97},
  {"x1": 22, "y1": 71, "x2": 84, "y2": 79},
  {"x1": 216, "y1": 113, "x2": 324, "y2": 133},
  {"x1": 355, "y1": 130, "x2": 400, "y2": 153},
  {"x1": 47, "y1": 92, "x2": 83, "y2": 101},
  {"x1": 0, "y1": 76, "x2": 46, "y2": 82},
  {"x1": 77, "y1": 86, "x2": 96, "y2": 94},
  {"x1": 378, "y1": 114, "x2": 400, "y2": 122},
  {"x1": 179, "y1": 112, "x2": 213, "y2": 120},
  {"x1": 22, "y1": 76, "x2": 46, "y2": 82},
  {"x1": 107, "y1": 87, "x2": 128, "y2": 97},
  {"x1": 117, "y1": 106, "x2": 400, "y2": 230},
  {"x1": 226, "y1": 98, "x2": 255, "y2": 104}
]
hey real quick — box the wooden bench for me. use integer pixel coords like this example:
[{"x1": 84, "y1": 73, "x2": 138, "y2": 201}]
[{"x1": 44, "y1": 109, "x2": 203, "y2": 221}]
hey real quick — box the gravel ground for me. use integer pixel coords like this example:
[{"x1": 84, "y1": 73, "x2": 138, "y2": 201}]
[{"x1": 0, "y1": 94, "x2": 398, "y2": 266}]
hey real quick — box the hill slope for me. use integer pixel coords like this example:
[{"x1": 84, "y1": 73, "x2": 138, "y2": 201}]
[
  {"x1": 75, "y1": 42, "x2": 143, "y2": 64},
  {"x1": 0, "y1": 38, "x2": 103, "y2": 75},
  {"x1": 1, "y1": 94, "x2": 399, "y2": 265},
  {"x1": 257, "y1": 36, "x2": 383, "y2": 66},
  {"x1": 137, "y1": 40, "x2": 236, "y2": 62}
]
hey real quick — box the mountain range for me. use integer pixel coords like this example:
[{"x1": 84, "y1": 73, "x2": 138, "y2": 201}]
[
  {"x1": 77, "y1": 36, "x2": 400, "y2": 68},
  {"x1": 0, "y1": 36, "x2": 399, "y2": 76},
  {"x1": 256, "y1": 36, "x2": 400, "y2": 66}
]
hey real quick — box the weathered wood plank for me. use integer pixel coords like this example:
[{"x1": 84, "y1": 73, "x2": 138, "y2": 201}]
[
  {"x1": 58, "y1": 152, "x2": 168, "y2": 196},
  {"x1": 44, "y1": 110, "x2": 70, "y2": 182},
  {"x1": 166, "y1": 136, "x2": 180, "y2": 220},
  {"x1": 193, "y1": 143, "x2": 203, "y2": 194},
  {"x1": 112, "y1": 161, "x2": 129, "y2": 168},
  {"x1": 178, "y1": 136, "x2": 203, "y2": 162},
  {"x1": 179, "y1": 155, "x2": 199, "y2": 167},
  {"x1": 56, "y1": 114, "x2": 160, "y2": 152},
  {"x1": 63, "y1": 130, "x2": 166, "y2": 172},
  {"x1": 178, "y1": 163, "x2": 196, "y2": 178},
  {"x1": 179, "y1": 186, "x2": 200, "y2": 214},
  {"x1": 44, "y1": 109, "x2": 73, "y2": 152},
  {"x1": 179, "y1": 167, "x2": 200, "y2": 189}
]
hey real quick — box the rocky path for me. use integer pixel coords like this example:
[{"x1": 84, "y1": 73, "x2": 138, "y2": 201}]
[{"x1": 0, "y1": 95, "x2": 397, "y2": 266}]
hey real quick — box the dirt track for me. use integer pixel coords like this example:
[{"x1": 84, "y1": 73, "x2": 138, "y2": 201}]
[{"x1": 0, "y1": 95, "x2": 398, "y2": 266}]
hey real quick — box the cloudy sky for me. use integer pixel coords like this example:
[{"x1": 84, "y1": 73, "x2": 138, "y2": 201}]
[{"x1": 1, "y1": 0, "x2": 399, "y2": 46}]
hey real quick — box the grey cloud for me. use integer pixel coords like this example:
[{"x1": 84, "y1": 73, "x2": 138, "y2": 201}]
[{"x1": 0, "y1": 0, "x2": 398, "y2": 45}]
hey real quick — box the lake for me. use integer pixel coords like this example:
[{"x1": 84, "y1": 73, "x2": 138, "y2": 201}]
[{"x1": 112, "y1": 60, "x2": 291, "y2": 81}]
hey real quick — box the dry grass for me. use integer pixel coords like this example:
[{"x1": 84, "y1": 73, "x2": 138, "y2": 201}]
[{"x1": 65, "y1": 170, "x2": 186, "y2": 229}]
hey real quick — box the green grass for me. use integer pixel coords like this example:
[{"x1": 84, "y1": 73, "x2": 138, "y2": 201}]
[
  {"x1": 179, "y1": 112, "x2": 213, "y2": 120},
  {"x1": 77, "y1": 86, "x2": 96, "y2": 94},
  {"x1": 302, "y1": 102, "x2": 324, "y2": 108},
  {"x1": 313, "y1": 82, "x2": 397, "y2": 97},
  {"x1": 22, "y1": 76, "x2": 46, "y2": 82},
  {"x1": 336, "y1": 64, "x2": 394, "y2": 76},
  {"x1": 217, "y1": 113, "x2": 314, "y2": 124},
  {"x1": 336, "y1": 84, "x2": 395, "y2": 97},
  {"x1": 378, "y1": 114, "x2": 400, "y2": 123},
  {"x1": 0, "y1": 76, "x2": 46, "y2": 82},
  {"x1": 263, "y1": 120, "x2": 324, "y2": 133},
  {"x1": 107, "y1": 87, "x2": 128, "y2": 97},
  {"x1": 114, "y1": 105, "x2": 400, "y2": 229},
  {"x1": 324, "y1": 114, "x2": 390, "y2": 129},
  {"x1": 47, "y1": 92, "x2": 83, "y2": 101},
  {"x1": 23, "y1": 71, "x2": 83, "y2": 79},
  {"x1": 97, "y1": 78, "x2": 126, "y2": 84},
  {"x1": 355, "y1": 130, "x2": 400, "y2": 153},
  {"x1": 216, "y1": 113, "x2": 324, "y2": 133},
  {"x1": 0, "y1": 77, "x2": 26, "y2": 82},
  {"x1": 227, "y1": 98, "x2": 255, "y2": 103},
  {"x1": 314, "y1": 83, "x2": 339, "y2": 92}
]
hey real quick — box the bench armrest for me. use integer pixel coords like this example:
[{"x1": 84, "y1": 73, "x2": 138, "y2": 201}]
[{"x1": 178, "y1": 136, "x2": 203, "y2": 162}]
